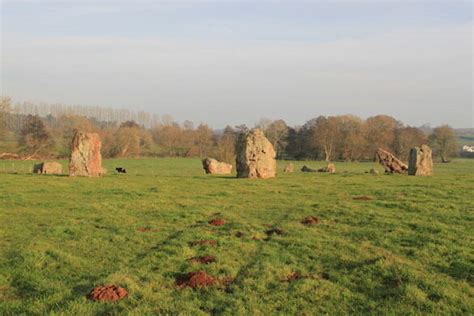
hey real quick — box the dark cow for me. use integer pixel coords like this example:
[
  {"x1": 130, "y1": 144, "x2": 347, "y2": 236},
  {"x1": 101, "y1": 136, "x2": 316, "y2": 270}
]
[{"x1": 115, "y1": 167, "x2": 127, "y2": 174}]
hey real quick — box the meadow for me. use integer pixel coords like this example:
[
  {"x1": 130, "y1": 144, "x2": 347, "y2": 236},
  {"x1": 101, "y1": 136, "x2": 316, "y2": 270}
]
[{"x1": 0, "y1": 158, "x2": 473, "y2": 315}]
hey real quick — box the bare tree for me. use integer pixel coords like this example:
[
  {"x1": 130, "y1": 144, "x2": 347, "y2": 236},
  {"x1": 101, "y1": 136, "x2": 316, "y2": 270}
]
[
  {"x1": 365, "y1": 115, "x2": 401, "y2": 156},
  {"x1": 429, "y1": 125, "x2": 458, "y2": 162},
  {"x1": 264, "y1": 120, "x2": 289, "y2": 159},
  {"x1": 18, "y1": 115, "x2": 54, "y2": 158},
  {"x1": 392, "y1": 126, "x2": 427, "y2": 161}
]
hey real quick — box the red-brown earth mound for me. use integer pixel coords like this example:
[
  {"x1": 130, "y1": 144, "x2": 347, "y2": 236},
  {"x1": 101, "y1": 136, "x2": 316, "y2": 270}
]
[
  {"x1": 352, "y1": 196, "x2": 374, "y2": 201},
  {"x1": 284, "y1": 272, "x2": 303, "y2": 282},
  {"x1": 302, "y1": 216, "x2": 319, "y2": 225},
  {"x1": 137, "y1": 227, "x2": 159, "y2": 232},
  {"x1": 189, "y1": 255, "x2": 216, "y2": 264},
  {"x1": 88, "y1": 285, "x2": 128, "y2": 302},
  {"x1": 176, "y1": 271, "x2": 216, "y2": 288},
  {"x1": 266, "y1": 227, "x2": 284, "y2": 236},
  {"x1": 209, "y1": 218, "x2": 226, "y2": 226}
]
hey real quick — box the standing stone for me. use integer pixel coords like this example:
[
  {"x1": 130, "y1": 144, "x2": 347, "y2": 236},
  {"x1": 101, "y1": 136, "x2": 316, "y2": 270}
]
[
  {"x1": 283, "y1": 163, "x2": 294, "y2": 173},
  {"x1": 33, "y1": 162, "x2": 63, "y2": 175},
  {"x1": 408, "y1": 145, "x2": 433, "y2": 176},
  {"x1": 202, "y1": 158, "x2": 233, "y2": 175},
  {"x1": 69, "y1": 131, "x2": 103, "y2": 177},
  {"x1": 375, "y1": 148, "x2": 408, "y2": 174},
  {"x1": 235, "y1": 129, "x2": 276, "y2": 179}
]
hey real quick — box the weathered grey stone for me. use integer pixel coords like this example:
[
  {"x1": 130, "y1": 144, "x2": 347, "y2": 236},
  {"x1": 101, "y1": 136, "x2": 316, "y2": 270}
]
[
  {"x1": 408, "y1": 144, "x2": 433, "y2": 176},
  {"x1": 235, "y1": 129, "x2": 276, "y2": 179}
]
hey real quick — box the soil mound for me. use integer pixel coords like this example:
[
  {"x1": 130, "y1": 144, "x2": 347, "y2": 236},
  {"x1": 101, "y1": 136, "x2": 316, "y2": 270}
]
[
  {"x1": 88, "y1": 285, "x2": 128, "y2": 302},
  {"x1": 302, "y1": 216, "x2": 319, "y2": 225},
  {"x1": 209, "y1": 218, "x2": 225, "y2": 226},
  {"x1": 176, "y1": 271, "x2": 216, "y2": 288},
  {"x1": 353, "y1": 196, "x2": 374, "y2": 201},
  {"x1": 189, "y1": 255, "x2": 216, "y2": 264},
  {"x1": 266, "y1": 227, "x2": 284, "y2": 236},
  {"x1": 189, "y1": 240, "x2": 217, "y2": 247},
  {"x1": 137, "y1": 227, "x2": 158, "y2": 232},
  {"x1": 284, "y1": 272, "x2": 302, "y2": 282}
]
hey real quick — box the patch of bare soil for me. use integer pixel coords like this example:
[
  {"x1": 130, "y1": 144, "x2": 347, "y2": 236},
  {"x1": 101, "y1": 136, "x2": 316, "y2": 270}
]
[
  {"x1": 302, "y1": 216, "x2": 319, "y2": 225},
  {"x1": 88, "y1": 285, "x2": 128, "y2": 302},
  {"x1": 189, "y1": 240, "x2": 217, "y2": 247},
  {"x1": 189, "y1": 255, "x2": 216, "y2": 264},
  {"x1": 352, "y1": 195, "x2": 374, "y2": 201},
  {"x1": 176, "y1": 271, "x2": 216, "y2": 288},
  {"x1": 266, "y1": 227, "x2": 284, "y2": 236},
  {"x1": 283, "y1": 272, "x2": 303, "y2": 282},
  {"x1": 137, "y1": 227, "x2": 159, "y2": 232},
  {"x1": 209, "y1": 218, "x2": 226, "y2": 226}
]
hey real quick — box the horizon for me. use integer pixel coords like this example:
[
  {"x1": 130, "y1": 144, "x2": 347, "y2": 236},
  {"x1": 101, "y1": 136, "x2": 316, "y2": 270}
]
[{"x1": 1, "y1": 0, "x2": 473, "y2": 128}]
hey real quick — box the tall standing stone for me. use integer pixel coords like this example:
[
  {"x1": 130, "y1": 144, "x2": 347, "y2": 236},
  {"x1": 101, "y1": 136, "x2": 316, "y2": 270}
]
[
  {"x1": 69, "y1": 131, "x2": 103, "y2": 177},
  {"x1": 408, "y1": 145, "x2": 433, "y2": 176},
  {"x1": 235, "y1": 129, "x2": 276, "y2": 179}
]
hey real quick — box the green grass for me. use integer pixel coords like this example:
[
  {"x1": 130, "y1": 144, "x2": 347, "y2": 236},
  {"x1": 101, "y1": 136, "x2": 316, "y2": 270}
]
[{"x1": 0, "y1": 158, "x2": 473, "y2": 315}]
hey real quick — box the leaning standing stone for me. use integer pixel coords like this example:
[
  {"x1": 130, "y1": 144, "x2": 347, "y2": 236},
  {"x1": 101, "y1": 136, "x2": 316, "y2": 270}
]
[
  {"x1": 69, "y1": 131, "x2": 103, "y2": 177},
  {"x1": 235, "y1": 129, "x2": 276, "y2": 179},
  {"x1": 408, "y1": 144, "x2": 433, "y2": 176},
  {"x1": 375, "y1": 148, "x2": 408, "y2": 174}
]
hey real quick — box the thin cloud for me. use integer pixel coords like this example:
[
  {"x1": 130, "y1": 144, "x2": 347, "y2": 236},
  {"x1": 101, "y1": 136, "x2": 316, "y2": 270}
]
[{"x1": 2, "y1": 22, "x2": 471, "y2": 127}]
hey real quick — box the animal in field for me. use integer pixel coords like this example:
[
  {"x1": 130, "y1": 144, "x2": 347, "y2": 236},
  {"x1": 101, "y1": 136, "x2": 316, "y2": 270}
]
[{"x1": 115, "y1": 167, "x2": 127, "y2": 174}]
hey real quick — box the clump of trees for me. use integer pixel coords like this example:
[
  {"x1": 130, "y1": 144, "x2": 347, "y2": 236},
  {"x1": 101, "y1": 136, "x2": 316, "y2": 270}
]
[
  {"x1": 429, "y1": 125, "x2": 459, "y2": 163},
  {"x1": 0, "y1": 98, "x2": 461, "y2": 163}
]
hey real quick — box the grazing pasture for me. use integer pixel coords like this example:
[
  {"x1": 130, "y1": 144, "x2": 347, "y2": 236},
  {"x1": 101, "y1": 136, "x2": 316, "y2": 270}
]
[{"x1": 0, "y1": 158, "x2": 473, "y2": 314}]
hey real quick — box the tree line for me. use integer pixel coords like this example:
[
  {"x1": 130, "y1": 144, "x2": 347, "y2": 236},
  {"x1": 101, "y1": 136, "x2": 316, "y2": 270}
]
[{"x1": 0, "y1": 97, "x2": 459, "y2": 163}]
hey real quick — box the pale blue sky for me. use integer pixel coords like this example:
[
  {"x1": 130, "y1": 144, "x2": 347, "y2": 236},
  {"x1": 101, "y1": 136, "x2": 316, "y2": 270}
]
[{"x1": 1, "y1": 0, "x2": 473, "y2": 127}]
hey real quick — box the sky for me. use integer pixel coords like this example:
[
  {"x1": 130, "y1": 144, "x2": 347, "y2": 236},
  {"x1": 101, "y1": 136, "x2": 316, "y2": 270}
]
[{"x1": 1, "y1": 0, "x2": 473, "y2": 128}]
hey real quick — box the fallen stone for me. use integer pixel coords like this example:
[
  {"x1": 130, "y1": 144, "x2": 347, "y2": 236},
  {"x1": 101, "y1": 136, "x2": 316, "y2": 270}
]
[
  {"x1": 33, "y1": 162, "x2": 63, "y2": 175},
  {"x1": 202, "y1": 158, "x2": 233, "y2": 175},
  {"x1": 301, "y1": 165, "x2": 317, "y2": 172},
  {"x1": 318, "y1": 163, "x2": 336, "y2": 173}
]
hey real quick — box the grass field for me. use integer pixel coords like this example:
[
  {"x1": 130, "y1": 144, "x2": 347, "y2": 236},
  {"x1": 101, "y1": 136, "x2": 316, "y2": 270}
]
[{"x1": 0, "y1": 158, "x2": 473, "y2": 315}]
